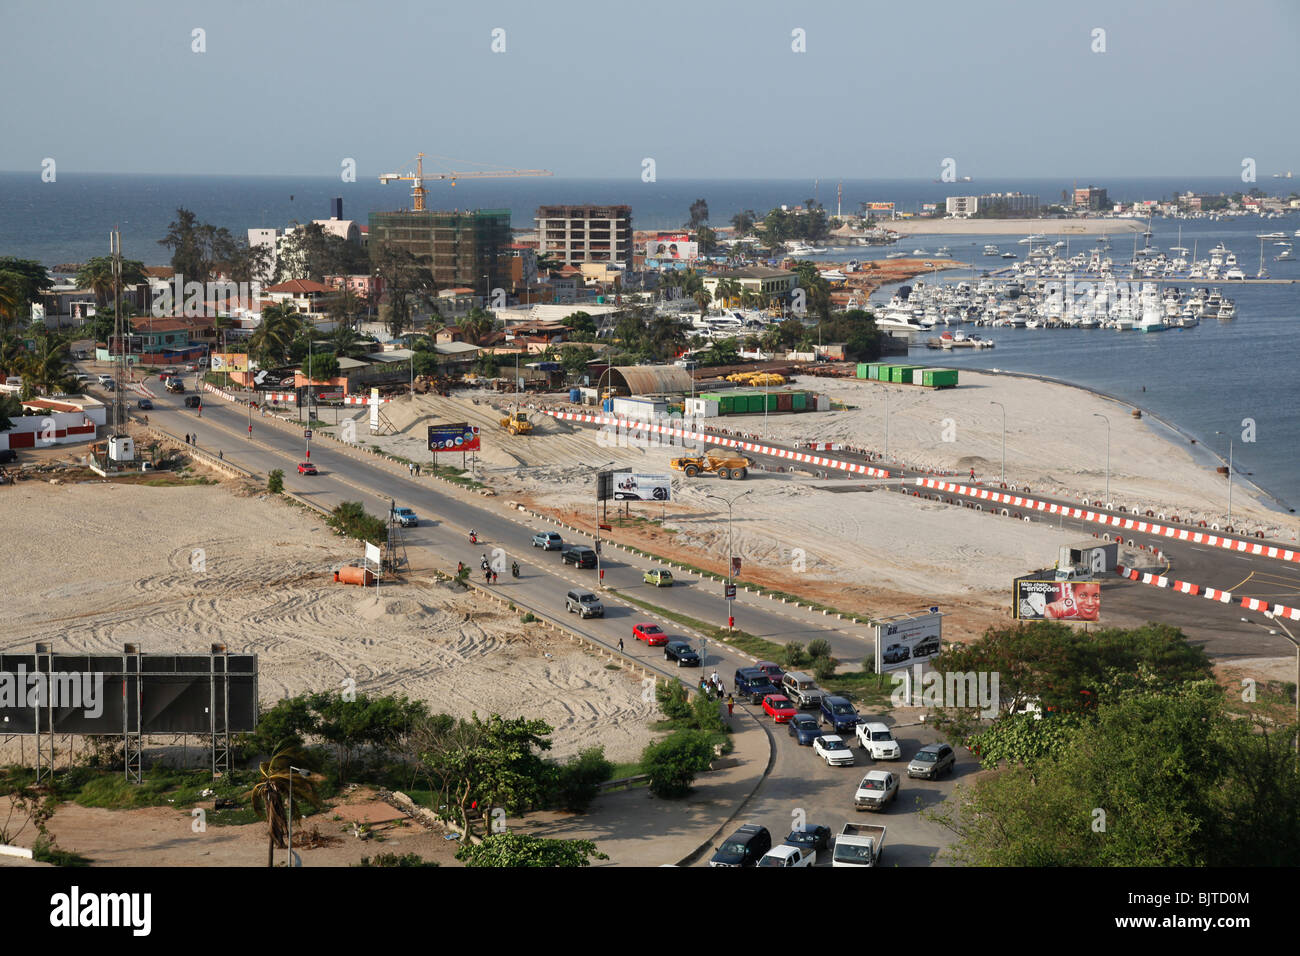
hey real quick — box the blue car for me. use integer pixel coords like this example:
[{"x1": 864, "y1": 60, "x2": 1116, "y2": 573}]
[
  {"x1": 819, "y1": 695, "x2": 862, "y2": 734},
  {"x1": 787, "y1": 713, "x2": 822, "y2": 746}
]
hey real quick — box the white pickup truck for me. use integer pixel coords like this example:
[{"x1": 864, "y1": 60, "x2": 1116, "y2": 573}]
[
  {"x1": 757, "y1": 844, "x2": 815, "y2": 867},
  {"x1": 856, "y1": 721, "x2": 901, "y2": 760},
  {"x1": 833, "y1": 823, "x2": 886, "y2": 867},
  {"x1": 854, "y1": 770, "x2": 899, "y2": 811}
]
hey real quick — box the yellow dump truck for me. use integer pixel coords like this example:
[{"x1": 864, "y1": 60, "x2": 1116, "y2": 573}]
[
  {"x1": 669, "y1": 448, "x2": 751, "y2": 479},
  {"x1": 500, "y1": 411, "x2": 533, "y2": 436}
]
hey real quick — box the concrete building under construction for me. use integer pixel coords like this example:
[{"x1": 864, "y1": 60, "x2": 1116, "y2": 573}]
[{"x1": 367, "y1": 208, "x2": 512, "y2": 295}]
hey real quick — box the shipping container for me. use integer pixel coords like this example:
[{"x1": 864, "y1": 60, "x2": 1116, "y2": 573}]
[
  {"x1": 856, "y1": 363, "x2": 870, "y2": 379},
  {"x1": 890, "y1": 365, "x2": 918, "y2": 384},
  {"x1": 815, "y1": 393, "x2": 830, "y2": 411},
  {"x1": 871, "y1": 364, "x2": 893, "y2": 381},
  {"x1": 922, "y1": 368, "x2": 960, "y2": 388},
  {"x1": 569, "y1": 388, "x2": 582, "y2": 403},
  {"x1": 911, "y1": 368, "x2": 925, "y2": 385},
  {"x1": 776, "y1": 392, "x2": 793, "y2": 412},
  {"x1": 791, "y1": 391, "x2": 808, "y2": 411},
  {"x1": 866, "y1": 363, "x2": 885, "y2": 380}
]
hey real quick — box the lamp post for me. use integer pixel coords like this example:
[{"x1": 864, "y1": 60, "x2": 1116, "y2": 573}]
[
  {"x1": 1093, "y1": 412, "x2": 1110, "y2": 503},
  {"x1": 990, "y1": 400, "x2": 1006, "y2": 483},
  {"x1": 883, "y1": 388, "x2": 890, "y2": 462},
  {"x1": 286, "y1": 764, "x2": 310, "y2": 867},
  {"x1": 1242, "y1": 615, "x2": 1299, "y2": 754},
  {"x1": 594, "y1": 459, "x2": 614, "y2": 587},
  {"x1": 1215, "y1": 430, "x2": 1234, "y2": 523},
  {"x1": 707, "y1": 489, "x2": 751, "y2": 632}
]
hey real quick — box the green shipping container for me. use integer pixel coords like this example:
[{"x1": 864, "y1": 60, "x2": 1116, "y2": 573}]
[
  {"x1": 888, "y1": 365, "x2": 910, "y2": 383},
  {"x1": 791, "y1": 391, "x2": 808, "y2": 411},
  {"x1": 873, "y1": 364, "x2": 894, "y2": 381},
  {"x1": 923, "y1": 369, "x2": 960, "y2": 388},
  {"x1": 747, "y1": 393, "x2": 765, "y2": 413},
  {"x1": 856, "y1": 363, "x2": 869, "y2": 378}
]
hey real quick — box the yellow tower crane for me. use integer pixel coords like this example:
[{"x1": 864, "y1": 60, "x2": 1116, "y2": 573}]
[{"x1": 378, "y1": 153, "x2": 552, "y2": 211}]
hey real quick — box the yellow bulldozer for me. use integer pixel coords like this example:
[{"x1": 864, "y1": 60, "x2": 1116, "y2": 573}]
[
  {"x1": 500, "y1": 410, "x2": 533, "y2": 436},
  {"x1": 669, "y1": 448, "x2": 752, "y2": 480}
]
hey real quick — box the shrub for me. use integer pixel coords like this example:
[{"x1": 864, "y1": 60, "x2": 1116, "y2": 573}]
[
  {"x1": 267, "y1": 468, "x2": 284, "y2": 493},
  {"x1": 521, "y1": 612, "x2": 536, "y2": 623},
  {"x1": 327, "y1": 500, "x2": 387, "y2": 545},
  {"x1": 655, "y1": 680, "x2": 692, "y2": 721},
  {"x1": 552, "y1": 746, "x2": 613, "y2": 813},
  {"x1": 353, "y1": 852, "x2": 438, "y2": 867},
  {"x1": 813, "y1": 656, "x2": 839, "y2": 682},
  {"x1": 691, "y1": 691, "x2": 727, "y2": 734},
  {"x1": 782, "y1": 642, "x2": 807, "y2": 669},
  {"x1": 807, "y1": 638, "x2": 832, "y2": 661},
  {"x1": 641, "y1": 730, "x2": 714, "y2": 799}
]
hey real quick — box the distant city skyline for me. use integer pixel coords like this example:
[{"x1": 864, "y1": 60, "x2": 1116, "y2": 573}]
[{"x1": 2, "y1": 0, "x2": 1297, "y2": 180}]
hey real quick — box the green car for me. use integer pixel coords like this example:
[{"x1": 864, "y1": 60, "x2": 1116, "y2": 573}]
[{"x1": 643, "y1": 569, "x2": 674, "y2": 587}]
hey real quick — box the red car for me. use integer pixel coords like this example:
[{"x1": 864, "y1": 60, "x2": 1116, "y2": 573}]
[
  {"x1": 756, "y1": 660, "x2": 785, "y2": 686},
  {"x1": 762, "y1": 694, "x2": 798, "y2": 723},
  {"x1": 633, "y1": 623, "x2": 668, "y2": 646},
  {"x1": 297, "y1": 462, "x2": 318, "y2": 475}
]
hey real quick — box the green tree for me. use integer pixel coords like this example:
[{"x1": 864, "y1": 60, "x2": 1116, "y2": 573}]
[
  {"x1": 267, "y1": 468, "x2": 285, "y2": 494},
  {"x1": 326, "y1": 500, "x2": 387, "y2": 545},
  {"x1": 309, "y1": 690, "x2": 429, "y2": 784},
  {"x1": 730, "y1": 209, "x2": 757, "y2": 235},
  {"x1": 641, "y1": 729, "x2": 714, "y2": 798},
  {"x1": 656, "y1": 680, "x2": 692, "y2": 721},
  {"x1": 16, "y1": 330, "x2": 75, "y2": 396},
  {"x1": 562, "y1": 311, "x2": 596, "y2": 336},
  {"x1": 247, "y1": 303, "x2": 303, "y2": 369},
  {"x1": 686, "y1": 198, "x2": 710, "y2": 230},
  {"x1": 302, "y1": 349, "x2": 339, "y2": 382},
  {"x1": 371, "y1": 242, "x2": 436, "y2": 339},
  {"x1": 0, "y1": 259, "x2": 53, "y2": 329},
  {"x1": 696, "y1": 226, "x2": 718, "y2": 256},
  {"x1": 455, "y1": 833, "x2": 608, "y2": 867}
]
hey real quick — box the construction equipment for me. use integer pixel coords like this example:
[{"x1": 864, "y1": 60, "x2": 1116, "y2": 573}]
[
  {"x1": 500, "y1": 410, "x2": 533, "y2": 436},
  {"x1": 726, "y1": 371, "x2": 786, "y2": 387},
  {"x1": 379, "y1": 153, "x2": 552, "y2": 212},
  {"x1": 669, "y1": 448, "x2": 752, "y2": 480}
]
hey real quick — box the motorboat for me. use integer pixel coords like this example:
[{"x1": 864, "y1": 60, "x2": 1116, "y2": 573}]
[{"x1": 983, "y1": 244, "x2": 1000, "y2": 255}]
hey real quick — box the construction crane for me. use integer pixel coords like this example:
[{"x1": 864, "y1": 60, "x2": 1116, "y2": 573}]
[{"x1": 379, "y1": 153, "x2": 552, "y2": 211}]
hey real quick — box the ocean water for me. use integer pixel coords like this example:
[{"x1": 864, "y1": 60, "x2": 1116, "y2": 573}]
[{"x1": 0, "y1": 172, "x2": 1296, "y2": 507}]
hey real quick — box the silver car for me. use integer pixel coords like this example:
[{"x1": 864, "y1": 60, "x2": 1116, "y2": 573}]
[
  {"x1": 532, "y1": 531, "x2": 562, "y2": 550},
  {"x1": 907, "y1": 743, "x2": 956, "y2": 780}
]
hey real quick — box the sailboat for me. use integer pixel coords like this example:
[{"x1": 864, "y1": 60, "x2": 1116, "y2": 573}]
[
  {"x1": 1170, "y1": 225, "x2": 1189, "y2": 257},
  {"x1": 1257, "y1": 238, "x2": 1269, "y2": 279}
]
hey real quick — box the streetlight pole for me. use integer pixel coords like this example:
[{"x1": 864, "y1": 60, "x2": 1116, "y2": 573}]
[
  {"x1": 594, "y1": 459, "x2": 614, "y2": 587},
  {"x1": 990, "y1": 401, "x2": 1006, "y2": 483},
  {"x1": 883, "y1": 389, "x2": 890, "y2": 462},
  {"x1": 1242, "y1": 614, "x2": 1299, "y2": 755},
  {"x1": 1216, "y1": 431, "x2": 1234, "y2": 523},
  {"x1": 1093, "y1": 412, "x2": 1110, "y2": 503},
  {"x1": 707, "y1": 489, "x2": 751, "y2": 632},
  {"x1": 286, "y1": 765, "x2": 309, "y2": 868}
]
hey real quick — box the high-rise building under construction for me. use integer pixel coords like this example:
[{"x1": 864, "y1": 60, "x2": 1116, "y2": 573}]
[{"x1": 367, "y1": 208, "x2": 512, "y2": 295}]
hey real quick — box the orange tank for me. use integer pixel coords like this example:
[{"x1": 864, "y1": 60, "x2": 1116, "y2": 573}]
[{"x1": 335, "y1": 566, "x2": 375, "y2": 586}]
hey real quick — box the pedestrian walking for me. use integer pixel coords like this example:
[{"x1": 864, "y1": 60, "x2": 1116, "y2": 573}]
[
  {"x1": 218, "y1": 450, "x2": 223, "y2": 461},
  {"x1": 415, "y1": 463, "x2": 421, "y2": 476},
  {"x1": 726, "y1": 694, "x2": 734, "y2": 716},
  {"x1": 969, "y1": 467, "x2": 976, "y2": 481},
  {"x1": 492, "y1": 570, "x2": 498, "y2": 584},
  {"x1": 618, "y1": 637, "x2": 624, "y2": 652},
  {"x1": 484, "y1": 568, "x2": 492, "y2": 584}
]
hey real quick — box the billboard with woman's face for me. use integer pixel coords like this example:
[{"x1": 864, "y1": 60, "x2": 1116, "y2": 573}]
[{"x1": 1014, "y1": 580, "x2": 1101, "y2": 621}]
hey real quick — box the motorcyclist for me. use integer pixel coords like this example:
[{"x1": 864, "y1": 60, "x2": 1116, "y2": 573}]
[
  {"x1": 511, "y1": 561, "x2": 519, "y2": 578},
  {"x1": 469, "y1": 528, "x2": 478, "y2": 543},
  {"x1": 480, "y1": 554, "x2": 489, "y2": 571}
]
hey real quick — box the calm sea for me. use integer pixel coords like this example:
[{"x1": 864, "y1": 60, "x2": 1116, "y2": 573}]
[{"x1": 0, "y1": 172, "x2": 1296, "y2": 508}]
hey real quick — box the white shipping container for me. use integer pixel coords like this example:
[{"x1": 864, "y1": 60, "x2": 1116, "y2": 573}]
[
  {"x1": 685, "y1": 398, "x2": 720, "y2": 418},
  {"x1": 911, "y1": 368, "x2": 925, "y2": 385},
  {"x1": 816, "y1": 394, "x2": 830, "y2": 412}
]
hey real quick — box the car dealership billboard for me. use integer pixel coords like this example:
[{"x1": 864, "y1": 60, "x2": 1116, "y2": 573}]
[{"x1": 873, "y1": 610, "x2": 943, "y2": 674}]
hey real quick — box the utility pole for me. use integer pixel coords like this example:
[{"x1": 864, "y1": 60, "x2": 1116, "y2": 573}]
[
  {"x1": 707, "y1": 489, "x2": 751, "y2": 632},
  {"x1": 990, "y1": 400, "x2": 1006, "y2": 483},
  {"x1": 1216, "y1": 430, "x2": 1234, "y2": 523},
  {"x1": 1093, "y1": 412, "x2": 1110, "y2": 503}
]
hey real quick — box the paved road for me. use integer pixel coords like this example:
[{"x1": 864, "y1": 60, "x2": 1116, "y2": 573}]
[{"x1": 553, "y1": 411, "x2": 1300, "y2": 660}]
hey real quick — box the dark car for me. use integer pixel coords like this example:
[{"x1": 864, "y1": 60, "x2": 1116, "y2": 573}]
[
  {"x1": 561, "y1": 546, "x2": 597, "y2": 569},
  {"x1": 709, "y1": 824, "x2": 771, "y2": 868},
  {"x1": 184, "y1": 395, "x2": 202, "y2": 408},
  {"x1": 820, "y1": 695, "x2": 862, "y2": 733},
  {"x1": 664, "y1": 641, "x2": 700, "y2": 667},
  {"x1": 787, "y1": 713, "x2": 822, "y2": 746},
  {"x1": 913, "y1": 635, "x2": 941, "y2": 658},
  {"x1": 0, "y1": 449, "x2": 16, "y2": 464},
  {"x1": 734, "y1": 667, "x2": 779, "y2": 704},
  {"x1": 137, "y1": 398, "x2": 153, "y2": 410},
  {"x1": 907, "y1": 742, "x2": 956, "y2": 780},
  {"x1": 164, "y1": 378, "x2": 185, "y2": 394},
  {"x1": 783, "y1": 825, "x2": 831, "y2": 855}
]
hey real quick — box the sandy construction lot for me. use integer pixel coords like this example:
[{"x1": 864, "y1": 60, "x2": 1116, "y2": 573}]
[{"x1": 0, "y1": 481, "x2": 657, "y2": 765}]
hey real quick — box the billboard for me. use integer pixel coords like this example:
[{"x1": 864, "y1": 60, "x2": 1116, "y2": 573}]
[
  {"x1": 867, "y1": 202, "x2": 895, "y2": 212},
  {"x1": 597, "y1": 468, "x2": 628, "y2": 502},
  {"x1": 210, "y1": 353, "x2": 249, "y2": 372},
  {"x1": 427, "y1": 422, "x2": 481, "y2": 452},
  {"x1": 873, "y1": 610, "x2": 943, "y2": 674},
  {"x1": 251, "y1": 368, "x2": 297, "y2": 389},
  {"x1": 612, "y1": 473, "x2": 672, "y2": 501},
  {"x1": 645, "y1": 239, "x2": 698, "y2": 260},
  {"x1": 0, "y1": 652, "x2": 258, "y2": 735},
  {"x1": 1014, "y1": 579, "x2": 1100, "y2": 621}
]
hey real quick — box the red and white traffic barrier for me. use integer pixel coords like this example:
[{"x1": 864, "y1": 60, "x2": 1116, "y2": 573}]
[
  {"x1": 541, "y1": 410, "x2": 891, "y2": 478},
  {"x1": 203, "y1": 383, "x2": 237, "y2": 402},
  {"x1": 344, "y1": 395, "x2": 390, "y2": 406},
  {"x1": 1116, "y1": 565, "x2": 1300, "y2": 620},
  {"x1": 916, "y1": 477, "x2": 1296, "y2": 566}
]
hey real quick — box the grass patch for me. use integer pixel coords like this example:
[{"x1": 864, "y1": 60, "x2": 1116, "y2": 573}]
[
  {"x1": 607, "y1": 515, "x2": 677, "y2": 533},
  {"x1": 820, "y1": 670, "x2": 896, "y2": 710},
  {"x1": 606, "y1": 761, "x2": 643, "y2": 780},
  {"x1": 427, "y1": 464, "x2": 487, "y2": 490},
  {"x1": 603, "y1": 545, "x2": 872, "y2": 625},
  {"x1": 604, "y1": 663, "x2": 620, "y2": 670},
  {"x1": 141, "y1": 475, "x2": 218, "y2": 487}
]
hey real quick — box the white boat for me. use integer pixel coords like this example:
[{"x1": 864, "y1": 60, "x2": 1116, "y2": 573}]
[
  {"x1": 1257, "y1": 232, "x2": 1287, "y2": 240},
  {"x1": 1224, "y1": 267, "x2": 1246, "y2": 280},
  {"x1": 983, "y1": 244, "x2": 1000, "y2": 255},
  {"x1": 885, "y1": 251, "x2": 908, "y2": 259},
  {"x1": 1218, "y1": 300, "x2": 1236, "y2": 319},
  {"x1": 1276, "y1": 248, "x2": 1295, "y2": 261},
  {"x1": 912, "y1": 249, "x2": 927, "y2": 255},
  {"x1": 1001, "y1": 252, "x2": 1017, "y2": 259},
  {"x1": 936, "y1": 246, "x2": 951, "y2": 256}
]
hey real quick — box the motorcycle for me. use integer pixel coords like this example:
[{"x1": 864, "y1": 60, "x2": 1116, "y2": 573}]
[
  {"x1": 469, "y1": 531, "x2": 478, "y2": 544},
  {"x1": 511, "y1": 562, "x2": 520, "y2": 578}
]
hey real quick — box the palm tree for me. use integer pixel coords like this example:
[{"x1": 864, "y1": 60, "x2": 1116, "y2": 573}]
[
  {"x1": 75, "y1": 257, "x2": 147, "y2": 308},
  {"x1": 693, "y1": 288, "x2": 712, "y2": 323},
  {"x1": 329, "y1": 322, "x2": 363, "y2": 358},
  {"x1": 0, "y1": 332, "x2": 25, "y2": 378},
  {"x1": 248, "y1": 744, "x2": 320, "y2": 868},
  {"x1": 248, "y1": 303, "x2": 303, "y2": 369},
  {"x1": 715, "y1": 278, "x2": 742, "y2": 309},
  {"x1": 18, "y1": 331, "x2": 74, "y2": 395},
  {"x1": 0, "y1": 272, "x2": 23, "y2": 332},
  {"x1": 325, "y1": 285, "x2": 362, "y2": 332},
  {"x1": 459, "y1": 308, "x2": 498, "y2": 346}
]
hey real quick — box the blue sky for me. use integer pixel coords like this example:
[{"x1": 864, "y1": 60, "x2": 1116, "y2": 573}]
[{"x1": 2, "y1": 0, "x2": 1297, "y2": 179}]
